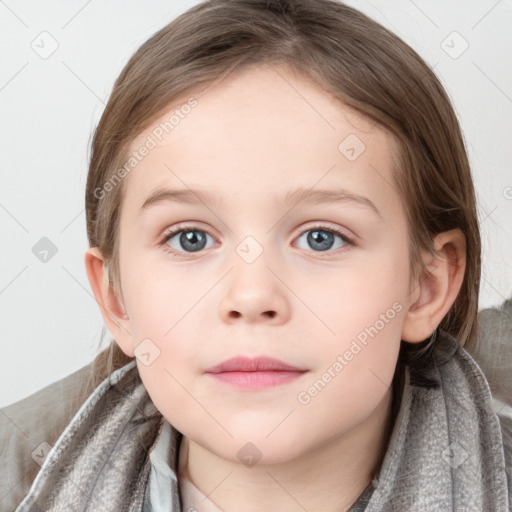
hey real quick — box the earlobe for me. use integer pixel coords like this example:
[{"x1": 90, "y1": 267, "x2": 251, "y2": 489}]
[
  {"x1": 84, "y1": 247, "x2": 135, "y2": 357},
  {"x1": 401, "y1": 229, "x2": 466, "y2": 343}
]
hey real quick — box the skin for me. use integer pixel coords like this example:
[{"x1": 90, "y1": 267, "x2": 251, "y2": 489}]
[{"x1": 85, "y1": 63, "x2": 466, "y2": 511}]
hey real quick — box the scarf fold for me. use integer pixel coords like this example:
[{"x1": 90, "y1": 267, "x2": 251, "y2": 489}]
[{"x1": 15, "y1": 329, "x2": 509, "y2": 511}]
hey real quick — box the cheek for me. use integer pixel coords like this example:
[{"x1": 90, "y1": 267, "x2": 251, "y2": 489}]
[
  {"x1": 294, "y1": 337, "x2": 398, "y2": 454},
  {"x1": 303, "y1": 243, "x2": 410, "y2": 342},
  {"x1": 122, "y1": 258, "x2": 191, "y2": 336},
  {"x1": 298, "y1": 245, "x2": 407, "y2": 408},
  {"x1": 293, "y1": 286, "x2": 404, "y2": 443},
  {"x1": 135, "y1": 335, "x2": 205, "y2": 433}
]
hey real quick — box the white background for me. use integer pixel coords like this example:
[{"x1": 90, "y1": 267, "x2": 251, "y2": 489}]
[{"x1": 1, "y1": 0, "x2": 511, "y2": 407}]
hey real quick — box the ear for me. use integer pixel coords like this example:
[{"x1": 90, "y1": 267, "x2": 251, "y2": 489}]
[
  {"x1": 401, "y1": 229, "x2": 466, "y2": 343},
  {"x1": 84, "y1": 247, "x2": 135, "y2": 357}
]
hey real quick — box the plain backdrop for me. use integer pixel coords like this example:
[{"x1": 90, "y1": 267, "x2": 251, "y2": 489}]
[{"x1": 1, "y1": 0, "x2": 511, "y2": 407}]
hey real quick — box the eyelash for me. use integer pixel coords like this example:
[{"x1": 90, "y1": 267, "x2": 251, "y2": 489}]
[{"x1": 159, "y1": 223, "x2": 355, "y2": 257}]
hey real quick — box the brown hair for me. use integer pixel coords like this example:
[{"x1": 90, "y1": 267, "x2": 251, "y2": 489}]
[{"x1": 83, "y1": 0, "x2": 481, "y2": 427}]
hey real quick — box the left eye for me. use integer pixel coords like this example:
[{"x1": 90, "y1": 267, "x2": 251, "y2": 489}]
[{"x1": 294, "y1": 226, "x2": 352, "y2": 252}]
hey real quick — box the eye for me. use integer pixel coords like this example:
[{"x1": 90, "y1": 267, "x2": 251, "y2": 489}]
[
  {"x1": 160, "y1": 225, "x2": 216, "y2": 255},
  {"x1": 159, "y1": 223, "x2": 354, "y2": 257},
  {"x1": 294, "y1": 224, "x2": 354, "y2": 253}
]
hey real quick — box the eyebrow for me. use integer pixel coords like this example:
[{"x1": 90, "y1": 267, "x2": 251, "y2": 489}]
[{"x1": 140, "y1": 186, "x2": 382, "y2": 218}]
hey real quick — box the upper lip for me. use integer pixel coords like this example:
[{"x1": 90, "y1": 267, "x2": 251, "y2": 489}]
[{"x1": 205, "y1": 356, "x2": 307, "y2": 373}]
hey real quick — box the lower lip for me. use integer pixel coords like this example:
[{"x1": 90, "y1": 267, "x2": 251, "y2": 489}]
[{"x1": 205, "y1": 370, "x2": 306, "y2": 390}]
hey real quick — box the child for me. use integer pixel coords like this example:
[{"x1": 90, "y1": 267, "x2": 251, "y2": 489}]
[{"x1": 1, "y1": 0, "x2": 511, "y2": 510}]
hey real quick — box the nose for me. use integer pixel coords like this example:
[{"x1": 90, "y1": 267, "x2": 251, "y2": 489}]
[{"x1": 218, "y1": 247, "x2": 290, "y2": 325}]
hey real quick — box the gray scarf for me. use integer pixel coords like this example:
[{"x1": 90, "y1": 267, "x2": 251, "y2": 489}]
[{"x1": 15, "y1": 329, "x2": 510, "y2": 511}]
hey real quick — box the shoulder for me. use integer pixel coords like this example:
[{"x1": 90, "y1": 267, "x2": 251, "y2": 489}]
[
  {"x1": 465, "y1": 296, "x2": 512, "y2": 501},
  {"x1": 467, "y1": 296, "x2": 512, "y2": 408},
  {"x1": 0, "y1": 360, "x2": 96, "y2": 512}
]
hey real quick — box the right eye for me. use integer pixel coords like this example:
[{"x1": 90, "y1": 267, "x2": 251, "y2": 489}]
[{"x1": 160, "y1": 225, "x2": 217, "y2": 255}]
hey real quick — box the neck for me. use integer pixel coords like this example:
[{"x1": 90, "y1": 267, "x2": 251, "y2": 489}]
[{"x1": 178, "y1": 388, "x2": 393, "y2": 512}]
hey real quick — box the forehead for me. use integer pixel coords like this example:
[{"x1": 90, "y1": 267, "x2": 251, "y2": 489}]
[{"x1": 122, "y1": 64, "x2": 401, "y2": 217}]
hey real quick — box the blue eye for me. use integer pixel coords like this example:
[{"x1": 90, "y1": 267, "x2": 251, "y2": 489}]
[
  {"x1": 295, "y1": 225, "x2": 353, "y2": 252},
  {"x1": 161, "y1": 227, "x2": 215, "y2": 254},
  {"x1": 160, "y1": 224, "x2": 354, "y2": 256}
]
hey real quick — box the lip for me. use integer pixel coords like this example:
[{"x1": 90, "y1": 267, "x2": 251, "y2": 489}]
[
  {"x1": 205, "y1": 356, "x2": 306, "y2": 373},
  {"x1": 204, "y1": 356, "x2": 308, "y2": 391}
]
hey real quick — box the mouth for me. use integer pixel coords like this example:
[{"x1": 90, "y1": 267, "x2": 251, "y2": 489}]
[{"x1": 204, "y1": 356, "x2": 308, "y2": 390}]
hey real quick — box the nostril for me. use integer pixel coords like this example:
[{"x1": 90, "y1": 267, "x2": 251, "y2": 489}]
[{"x1": 226, "y1": 310, "x2": 276, "y2": 319}]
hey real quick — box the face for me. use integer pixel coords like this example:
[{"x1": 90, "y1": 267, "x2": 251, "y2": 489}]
[{"x1": 114, "y1": 64, "x2": 414, "y2": 464}]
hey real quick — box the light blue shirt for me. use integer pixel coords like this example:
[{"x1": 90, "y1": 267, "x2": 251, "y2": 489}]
[{"x1": 143, "y1": 418, "x2": 182, "y2": 511}]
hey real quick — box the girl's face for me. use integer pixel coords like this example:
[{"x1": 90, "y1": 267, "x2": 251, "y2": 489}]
[{"x1": 114, "y1": 64, "x2": 417, "y2": 464}]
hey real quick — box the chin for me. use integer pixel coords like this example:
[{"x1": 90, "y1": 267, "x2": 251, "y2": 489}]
[{"x1": 196, "y1": 429, "x2": 304, "y2": 466}]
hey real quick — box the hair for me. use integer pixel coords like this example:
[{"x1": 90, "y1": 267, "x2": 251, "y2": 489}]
[{"x1": 83, "y1": 0, "x2": 481, "y2": 451}]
